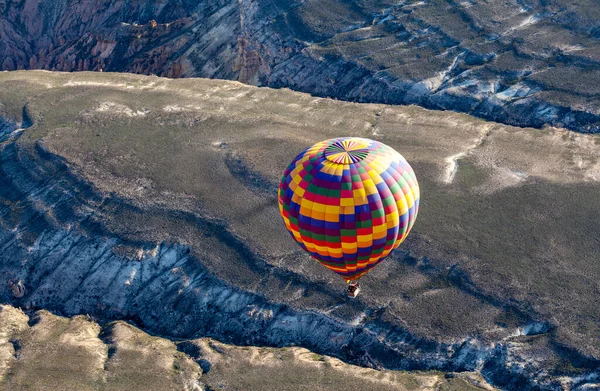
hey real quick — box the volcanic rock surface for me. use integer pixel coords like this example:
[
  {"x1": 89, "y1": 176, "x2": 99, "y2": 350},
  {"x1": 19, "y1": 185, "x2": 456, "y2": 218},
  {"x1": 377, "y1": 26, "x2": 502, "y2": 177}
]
[
  {"x1": 1, "y1": 0, "x2": 600, "y2": 132},
  {"x1": 0, "y1": 71, "x2": 599, "y2": 390}
]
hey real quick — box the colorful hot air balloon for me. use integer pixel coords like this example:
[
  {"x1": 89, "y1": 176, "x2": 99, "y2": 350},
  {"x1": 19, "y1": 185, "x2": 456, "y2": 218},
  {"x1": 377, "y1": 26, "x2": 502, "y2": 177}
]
[{"x1": 278, "y1": 137, "x2": 419, "y2": 297}]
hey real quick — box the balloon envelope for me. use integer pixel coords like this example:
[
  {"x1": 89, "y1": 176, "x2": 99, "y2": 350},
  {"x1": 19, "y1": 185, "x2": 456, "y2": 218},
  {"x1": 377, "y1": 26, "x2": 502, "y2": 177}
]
[{"x1": 278, "y1": 137, "x2": 420, "y2": 281}]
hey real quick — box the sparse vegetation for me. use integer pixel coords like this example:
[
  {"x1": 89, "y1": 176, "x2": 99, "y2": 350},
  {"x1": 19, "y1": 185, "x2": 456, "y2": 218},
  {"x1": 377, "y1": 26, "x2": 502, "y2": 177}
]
[
  {"x1": 0, "y1": 305, "x2": 494, "y2": 391},
  {"x1": 0, "y1": 71, "x2": 598, "y2": 389}
]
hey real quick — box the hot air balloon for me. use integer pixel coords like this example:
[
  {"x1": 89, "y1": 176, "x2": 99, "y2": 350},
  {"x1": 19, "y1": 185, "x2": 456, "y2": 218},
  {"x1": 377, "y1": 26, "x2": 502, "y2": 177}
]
[{"x1": 278, "y1": 137, "x2": 419, "y2": 297}]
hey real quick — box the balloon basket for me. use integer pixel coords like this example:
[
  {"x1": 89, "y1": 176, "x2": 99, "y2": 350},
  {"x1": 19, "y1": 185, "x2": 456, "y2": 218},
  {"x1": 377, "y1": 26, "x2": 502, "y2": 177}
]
[{"x1": 346, "y1": 281, "x2": 361, "y2": 298}]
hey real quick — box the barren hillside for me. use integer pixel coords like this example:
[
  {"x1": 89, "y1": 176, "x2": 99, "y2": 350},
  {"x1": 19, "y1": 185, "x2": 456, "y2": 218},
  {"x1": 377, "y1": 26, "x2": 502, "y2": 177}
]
[{"x1": 0, "y1": 71, "x2": 598, "y2": 389}]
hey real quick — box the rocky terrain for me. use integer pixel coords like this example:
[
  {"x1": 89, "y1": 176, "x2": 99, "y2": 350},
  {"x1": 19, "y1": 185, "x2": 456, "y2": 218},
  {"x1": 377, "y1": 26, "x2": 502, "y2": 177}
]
[
  {"x1": 0, "y1": 71, "x2": 599, "y2": 390},
  {"x1": 0, "y1": 304, "x2": 494, "y2": 390},
  {"x1": 1, "y1": 0, "x2": 600, "y2": 133}
]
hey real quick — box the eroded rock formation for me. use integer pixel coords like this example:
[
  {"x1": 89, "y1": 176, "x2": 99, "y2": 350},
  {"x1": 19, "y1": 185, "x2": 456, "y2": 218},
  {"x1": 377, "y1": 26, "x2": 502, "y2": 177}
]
[{"x1": 1, "y1": 0, "x2": 600, "y2": 132}]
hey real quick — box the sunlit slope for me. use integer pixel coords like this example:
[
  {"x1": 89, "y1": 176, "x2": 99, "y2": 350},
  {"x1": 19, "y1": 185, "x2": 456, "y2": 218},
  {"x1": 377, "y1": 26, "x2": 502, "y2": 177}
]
[{"x1": 0, "y1": 305, "x2": 492, "y2": 391}]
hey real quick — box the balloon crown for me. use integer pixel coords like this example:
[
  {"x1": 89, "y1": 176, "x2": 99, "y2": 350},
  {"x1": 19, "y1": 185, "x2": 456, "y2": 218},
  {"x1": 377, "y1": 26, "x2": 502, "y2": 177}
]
[{"x1": 324, "y1": 139, "x2": 370, "y2": 164}]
